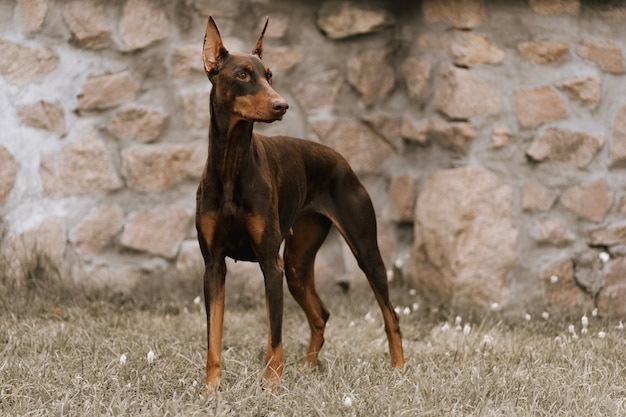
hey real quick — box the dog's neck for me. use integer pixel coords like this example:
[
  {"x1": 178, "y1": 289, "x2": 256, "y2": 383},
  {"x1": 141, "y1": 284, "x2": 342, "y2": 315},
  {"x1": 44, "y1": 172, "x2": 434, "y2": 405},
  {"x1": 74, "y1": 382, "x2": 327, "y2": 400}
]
[{"x1": 207, "y1": 89, "x2": 256, "y2": 205}]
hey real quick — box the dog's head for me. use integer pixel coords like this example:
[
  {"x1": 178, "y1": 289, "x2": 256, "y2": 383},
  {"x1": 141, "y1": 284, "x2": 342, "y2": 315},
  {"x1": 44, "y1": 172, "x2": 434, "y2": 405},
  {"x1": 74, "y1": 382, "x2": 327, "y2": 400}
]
[{"x1": 203, "y1": 17, "x2": 288, "y2": 123}]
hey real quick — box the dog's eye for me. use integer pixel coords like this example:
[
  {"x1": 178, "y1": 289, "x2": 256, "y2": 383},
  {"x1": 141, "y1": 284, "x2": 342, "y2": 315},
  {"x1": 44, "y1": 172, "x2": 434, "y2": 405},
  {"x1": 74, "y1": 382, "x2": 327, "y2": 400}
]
[
  {"x1": 237, "y1": 72, "x2": 249, "y2": 81},
  {"x1": 266, "y1": 72, "x2": 272, "y2": 84}
]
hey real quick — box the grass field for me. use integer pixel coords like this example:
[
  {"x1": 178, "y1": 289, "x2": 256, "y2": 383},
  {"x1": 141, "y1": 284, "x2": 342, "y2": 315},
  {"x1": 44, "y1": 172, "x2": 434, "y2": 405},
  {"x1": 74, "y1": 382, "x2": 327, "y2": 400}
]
[{"x1": 1, "y1": 256, "x2": 625, "y2": 416}]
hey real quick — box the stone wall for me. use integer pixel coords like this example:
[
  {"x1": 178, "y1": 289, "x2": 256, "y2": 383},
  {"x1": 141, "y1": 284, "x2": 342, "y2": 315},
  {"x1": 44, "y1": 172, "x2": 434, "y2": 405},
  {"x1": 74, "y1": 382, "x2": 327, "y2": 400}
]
[{"x1": 1, "y1": 0, "x2": 626, "y2": 316}]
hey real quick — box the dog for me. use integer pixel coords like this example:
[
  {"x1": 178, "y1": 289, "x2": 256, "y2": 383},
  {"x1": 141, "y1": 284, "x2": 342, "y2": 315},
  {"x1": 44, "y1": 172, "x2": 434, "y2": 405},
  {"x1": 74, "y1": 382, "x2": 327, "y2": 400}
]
[{"x1": 196, "y1": 16, "x2": 404, "y2": 393}]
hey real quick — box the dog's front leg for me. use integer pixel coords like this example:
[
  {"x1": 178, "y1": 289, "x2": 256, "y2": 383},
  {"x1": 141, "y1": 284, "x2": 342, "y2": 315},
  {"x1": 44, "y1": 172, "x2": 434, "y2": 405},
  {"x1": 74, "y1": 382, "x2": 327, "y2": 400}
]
[
  {"x1": 247, "y1": 212, "x2": 285, "y2": 391},
  {"x1": 259, "y1": 252, "x2": 284, "y2": 392},
  {"x1": 203, "y1": 255, "x2": 226, "y2": 396}
]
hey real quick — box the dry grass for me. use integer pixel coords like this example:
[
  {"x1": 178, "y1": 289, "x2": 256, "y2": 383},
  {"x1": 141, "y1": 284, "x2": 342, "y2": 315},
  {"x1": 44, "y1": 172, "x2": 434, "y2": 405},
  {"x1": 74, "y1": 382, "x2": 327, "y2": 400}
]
[{"x1": 1, "y1": 256, "x2": 626, "y2": 416}]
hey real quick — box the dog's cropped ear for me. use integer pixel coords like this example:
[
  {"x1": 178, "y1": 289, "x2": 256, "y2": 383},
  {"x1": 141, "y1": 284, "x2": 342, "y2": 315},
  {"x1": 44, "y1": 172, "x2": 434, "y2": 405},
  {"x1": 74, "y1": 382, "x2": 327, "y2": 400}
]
[
  {"x1": 203, "y1": 16, "x2": 228, "y2": 75},
  {"x1": 252, "y1": 17, "x2": 269, "y2": 59}
]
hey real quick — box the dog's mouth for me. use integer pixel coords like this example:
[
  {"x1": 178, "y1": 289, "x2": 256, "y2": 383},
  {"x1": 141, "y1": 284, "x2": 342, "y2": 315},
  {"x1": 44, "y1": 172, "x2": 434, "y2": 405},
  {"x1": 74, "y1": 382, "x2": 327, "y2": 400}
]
[
  {"x1": 233, "y1": 96, "x2": 289, "y2": 123},
  {"x1": 253, "y1": 104, "x2": 289, "y2": 123}
]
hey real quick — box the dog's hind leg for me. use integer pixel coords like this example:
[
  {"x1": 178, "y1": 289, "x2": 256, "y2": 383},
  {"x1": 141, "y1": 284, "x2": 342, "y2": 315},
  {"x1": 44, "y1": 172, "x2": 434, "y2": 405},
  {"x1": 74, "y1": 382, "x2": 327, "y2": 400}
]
[
  {"x1": 330, "y1": 178, "x2": 405, "y2": 370},
  {"x1": 284, "y1": 213, "x2": 332, "y2": 370}
]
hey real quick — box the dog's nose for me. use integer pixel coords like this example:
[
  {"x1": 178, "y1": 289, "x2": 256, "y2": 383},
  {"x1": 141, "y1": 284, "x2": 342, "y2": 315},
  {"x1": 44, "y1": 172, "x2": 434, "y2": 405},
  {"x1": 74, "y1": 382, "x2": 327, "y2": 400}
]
[{"x1": 272, "y1": 99, "x2": 289, "y2": 113}]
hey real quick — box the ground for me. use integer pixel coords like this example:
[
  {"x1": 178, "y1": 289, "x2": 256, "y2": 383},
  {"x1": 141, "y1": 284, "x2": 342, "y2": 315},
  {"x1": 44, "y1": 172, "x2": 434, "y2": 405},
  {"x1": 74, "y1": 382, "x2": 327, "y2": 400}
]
[{"x1": 1, "y1": 257, "x2": 625, "y2": 416}]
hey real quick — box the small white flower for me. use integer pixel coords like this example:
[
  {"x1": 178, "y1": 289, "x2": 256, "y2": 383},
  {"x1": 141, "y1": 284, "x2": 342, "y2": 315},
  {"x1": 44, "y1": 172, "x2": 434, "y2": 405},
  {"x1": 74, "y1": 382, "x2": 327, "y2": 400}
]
[
  {"x1": 412, "y1": 302, "x2": 419, "y2": 311},
  {"x1": 193, "y1": 296, "x2": 201, "y2": 305},
  {"x1": 550, "y1": 275, "x2": 559, "y2": 284},
  {"x1": 364, "y1": 311, "x2": 374, "y2": 322},
  {"x1": 147, "y1": 349, "x2": 155, "y2": 364},
  {"x1": 120, "y1": 353, "x2": 127, "y2": 366},
  {"x1": 463, "y1": 323, "x2": 471, "y2": 336},
  {"x1": 490, "y1": 302, "x2": 499, "y2": 311},
  {"x1": 541, "y1": 311, "x2": 550, "y2": 320},
  {"x1": 598, "y1": 331, "x2": 607, "y2": 339},
  {"x1": 342, "y1": 395, "x2": 353, "y2": 407},
  {"x1": 568, "y1": 324, "x2": 576, "y2": 335},
  {"x1": 441, "y1": 322, "x2": 450, "y2": 332},
  {"x1": 616, "y1": 321, "x2": 624, "y2": 331},
  {"x1": 455, "y1": 316, "x2": 462, "y2": 325},
  {"x1": 349, "y1": 320, "x2": 356, "y2": 327},
  {"x1": 582, "y1": 314, "x2": 589, "y2": 328},
  {"x1": 572, "y1": 333, "x2": 579, "y2": 341},
  {"x1": 482, "y1": 335, "x2": 494, "y2": 346},
  {"x1": 599, "y1": 252, "x2": 610, "y2": 263},
  {"x1": 394, "y1": 257, "x2": 405, "y2": 269},
  {"x1": 408, "y1": 289, "x2": 417, "y2": 296},
  {"x1": 402, "y1": 307, "x2": 411, "y2": 316},
  {"x1": 581, "y1": 327, "x2": 588, "y2": 335},
  {"x1": 524, "y1": 313, "x2": 531, "y2": 322},
  {"x1": 394, "y1": 306, "x2": 402, "y2": 315},
  {"x1": 386, "y1": 270, "x2": 394, "y2": 281},
  {"x1": 592, "y1": 308, "x2": 599, "y2": 317}
]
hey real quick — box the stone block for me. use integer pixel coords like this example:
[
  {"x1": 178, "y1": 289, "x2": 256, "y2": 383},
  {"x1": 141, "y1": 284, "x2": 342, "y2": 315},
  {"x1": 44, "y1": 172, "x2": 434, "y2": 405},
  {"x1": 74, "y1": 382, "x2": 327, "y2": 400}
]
[
  {"x1": 61, "y1": 1, "x2": 111, "y2": 49},
  {"x1": 400, "y1": 116, "x2": 430, "y2": 144},
  {"x1": 560, "y1": 179, "x2": 611, "y2": 221},
  {"x1": 0, "y1": 40, "x2": 58, "y2": 86},
  {"x1": 176, "y1": 240, "x2": 203, "y2": 273},
  {"x1": 447, "y1": 31, "x2": 504, "y2": 67},
  {"x1": 120, "y1": 206, "x2": 193, "y2": 258},
  {"x1": 293, "y1": 69, "x2": 343, "y2": 112},
  {"x1": 526, "y1": 128, "x2": 604, "y2": 167},
  {"x1": 0, "y1": 146, "x2": 17, "y2": 205},
  {"x1": 121, "y1": 141, "x2": 206, "y2": 191},
  {"x1": 362, "y1": 113, "x2": 402, "y2": 150},
  {"x1": 386, "y1": 173, "x2": 419, "y2": 223},
  {"x1": 347, "y1": 49, "x2": 395, "y2": 105},
  {"x1": 263, "y1": 47, "x2": 301, "y2": 73},
  {"x1": 529, "y1": 0, "x2": 580, "y2": 15},
  {"x1": 39, "y1": 132, "x2": 122, "y2": 196},
  {"x1": 532, "y1": 219, "x2": 575, "y2": 245},
  {"x1": 108, "y1": 106, "x2": 166, "y2": 142},
  {"x1": 578, "y1": 38, "x2": 624, "y2": 74},
  {"x1": 434, "y1": 65, "x2": 500, "y2": 119},
  {"x1": 171, "y1": 45, "x2": 202, "y2": 77},
  {"x1": 556, "y1": 74, "x2": 601, "y2": 106},
  {"x1": 401, "y1": 56, "x2": 431, "y2": 101},
  {"x1": 16, "y1": 100, "x2": 66, "y2": 135},
  {"x1": 598, "y1": 257, "x2": 626, "y2": 317},
  {"x1": 542, "y1": 258, "x2": 593, "y2": 310},
  {"x1": 610, "y1": 104, "x2": 626, "y2": 167},
  {"x1": 521, "y1": 181, "x2": 555, "y2": 212},
  {"x1": 181, "y1": 90, "x2": 211, "y2": 130},
  {"x1": 406, "y1": 166, "x2": 517, "y2": 310},
  {"x1": 19, "y1": 0, "x2": 48, "y2": 33},
  {"x1": 76, "y1": 71, "x2": 139, "y2": 111},
  {"x1": 70, "y1": 206, "x2": 124, "y2": 257},
  {"x1": 491, "y1": 126, "x2": 512, "y2": 148},
  {"x1": 422, "y1": 0, "x2": 486, "y2": 29},
  {"x1": 316, "y1": 1, "x2": 394, "y2": 39},
  {"x1": 400, "y1": 116, "x2": 474, "y2": 150},
  {"x1": 119, "y1": 0, "x2": 170, "y2": 52},
  {"x1": 514, "y1": 86, "x2": 566, "y2": 128},
  {"x1": 516, "y1": 41, "x2": 569, "y2": 65},
  {"x1": 311, "y1": 119, "x2": 393, "y2": 175},
  {"x1": 590, "y1": 223, "x2": 626, "y2": 246}
]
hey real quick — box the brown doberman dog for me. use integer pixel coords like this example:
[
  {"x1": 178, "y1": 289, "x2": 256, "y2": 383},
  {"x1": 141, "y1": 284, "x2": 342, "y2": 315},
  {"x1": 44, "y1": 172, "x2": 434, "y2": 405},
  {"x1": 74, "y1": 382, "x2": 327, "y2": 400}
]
[{"x1": 197, "y1": 16, "x2": 404, "y2": 394}]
